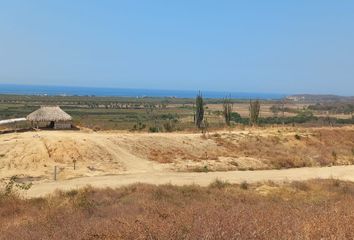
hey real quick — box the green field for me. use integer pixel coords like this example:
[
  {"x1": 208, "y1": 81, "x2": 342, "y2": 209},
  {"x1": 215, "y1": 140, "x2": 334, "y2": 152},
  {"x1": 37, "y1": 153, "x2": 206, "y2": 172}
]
[
  {"x1": 0, "y1": 94, "x2": 225, "y2": 131},
  {"x1": 1, "y1": 94, "x2": 353, "y2": 131}
]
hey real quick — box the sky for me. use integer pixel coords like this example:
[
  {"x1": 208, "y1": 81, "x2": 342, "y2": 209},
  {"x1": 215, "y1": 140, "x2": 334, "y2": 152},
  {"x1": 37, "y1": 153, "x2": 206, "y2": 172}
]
[{"x1": 0, "y1": 1, "x2": 354, "y2": 95}]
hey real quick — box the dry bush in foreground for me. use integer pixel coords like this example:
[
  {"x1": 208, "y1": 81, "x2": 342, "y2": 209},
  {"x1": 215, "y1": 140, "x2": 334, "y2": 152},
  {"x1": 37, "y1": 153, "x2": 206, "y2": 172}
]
[{"x1": 1, "y1": 180, "x2": 354, "y2": 239}]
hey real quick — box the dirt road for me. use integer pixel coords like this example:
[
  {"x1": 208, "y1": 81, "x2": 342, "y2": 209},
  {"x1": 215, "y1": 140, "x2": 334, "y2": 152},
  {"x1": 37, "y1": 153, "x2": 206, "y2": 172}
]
[{"x1": 26, "y1": 165, "x2": 354, "y2": 198}]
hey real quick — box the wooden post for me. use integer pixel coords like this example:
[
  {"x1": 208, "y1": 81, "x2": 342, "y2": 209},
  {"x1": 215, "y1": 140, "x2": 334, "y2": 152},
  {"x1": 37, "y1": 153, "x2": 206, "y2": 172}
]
[
  {"x1": 73, "y1": 160, "x2": 76, "y2": 170},
  {"x1": 54, "y1": 166, "x2": 57, "y2": 181}
]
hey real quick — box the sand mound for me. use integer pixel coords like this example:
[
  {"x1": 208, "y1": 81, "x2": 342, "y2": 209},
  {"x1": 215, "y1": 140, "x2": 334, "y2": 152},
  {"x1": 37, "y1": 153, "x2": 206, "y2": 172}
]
[{"x1": 1, "y1": 127, "x2": 354, "y2": 182}]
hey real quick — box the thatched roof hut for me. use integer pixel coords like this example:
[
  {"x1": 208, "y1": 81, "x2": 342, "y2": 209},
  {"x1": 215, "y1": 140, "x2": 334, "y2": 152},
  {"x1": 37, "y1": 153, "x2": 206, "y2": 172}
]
[
  {"x1": 27, "y1": 106, "x2": 72, "y2": 122},
  {"x1": 27, "y1": 106, "x2": 72, "y2": 129}
]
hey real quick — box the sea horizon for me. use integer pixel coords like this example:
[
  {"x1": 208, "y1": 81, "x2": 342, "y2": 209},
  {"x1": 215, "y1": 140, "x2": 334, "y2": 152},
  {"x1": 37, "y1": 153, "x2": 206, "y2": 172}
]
[{"x1": 0, "y1": 83, "x2": 286, "y2": 100}]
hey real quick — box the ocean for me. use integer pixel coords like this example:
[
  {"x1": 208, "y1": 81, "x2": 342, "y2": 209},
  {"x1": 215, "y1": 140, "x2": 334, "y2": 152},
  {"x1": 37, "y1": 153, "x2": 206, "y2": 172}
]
[{"x1": 0, "y1": 84, "x2": 286, "y2": 99}]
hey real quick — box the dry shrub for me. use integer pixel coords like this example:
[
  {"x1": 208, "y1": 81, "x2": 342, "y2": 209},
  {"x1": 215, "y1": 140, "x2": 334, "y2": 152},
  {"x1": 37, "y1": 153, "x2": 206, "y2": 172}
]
[
  {"x1": 209, "y1": 179, "x2": 230, "y2": 189},
  {"x1": 211, "y1": 128, "x2": 354, "y2": 169},
  {"x1": 317, "y1": 157, "x2": 335, "y2": 167},
  {"x1": 212, "y1": 133, "x2": 221, "y2": 138},
  {"x1": 290, "y1": 181, "x2": 310, "y2": 191},
  {"x1": 191, "y1": 165, "x2": 210, "y2": 173},
  {"x1": 3, "y1": 180, "x2": 354, "y2": 239},
  {"x1": 240, "y1": 181, "x2": 249, "y2": 190},
  {"x1": 149, "y1": 149, "x2": 174, "y2": 163},
  {"x1": 130, "y1": 127, "x2": 354, "y2": 170}
]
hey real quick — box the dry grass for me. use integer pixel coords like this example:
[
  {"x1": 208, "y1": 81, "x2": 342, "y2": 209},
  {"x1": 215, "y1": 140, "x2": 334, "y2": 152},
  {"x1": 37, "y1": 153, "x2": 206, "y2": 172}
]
[
  {"x1": 125, "y1": 127, "x2": 354, "y2": 171},
  {"x1": 210, "y1": 127, "x2": 354, "y2": 169},
  {"x1": 1, "y1": 179, "x2": 354, "y2": 239},
  {"x1": 129, "y1": 127, "x2": 354, "y2": 172}
]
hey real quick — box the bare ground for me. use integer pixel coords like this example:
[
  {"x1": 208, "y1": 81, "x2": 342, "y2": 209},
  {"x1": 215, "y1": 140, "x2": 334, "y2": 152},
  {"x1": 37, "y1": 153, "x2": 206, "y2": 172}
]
[
  {"x1": 1, "y1": 126, "x2": 354, "y2": 196},
  {"x1": 25, "y1": 165, "x2": 354, "y2": 198}
]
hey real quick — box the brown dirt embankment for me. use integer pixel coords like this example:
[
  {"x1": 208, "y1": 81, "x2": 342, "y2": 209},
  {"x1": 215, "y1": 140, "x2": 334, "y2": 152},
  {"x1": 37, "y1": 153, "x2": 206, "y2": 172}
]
[{"x1": 0, "y1": 126, "x2": 354, "y2": 182}]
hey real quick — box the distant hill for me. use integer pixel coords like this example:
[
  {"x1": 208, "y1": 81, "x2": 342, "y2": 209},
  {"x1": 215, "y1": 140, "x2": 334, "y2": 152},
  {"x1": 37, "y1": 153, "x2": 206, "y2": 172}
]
[{"x1": 286, "y1": 94, "x2": 354, "y2": 103}]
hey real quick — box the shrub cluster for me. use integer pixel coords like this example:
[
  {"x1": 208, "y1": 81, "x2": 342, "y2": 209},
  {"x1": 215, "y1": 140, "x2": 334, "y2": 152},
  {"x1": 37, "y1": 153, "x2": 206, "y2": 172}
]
[{"x1": 2, "y1": 181, "x2": 354, "y2": 239}]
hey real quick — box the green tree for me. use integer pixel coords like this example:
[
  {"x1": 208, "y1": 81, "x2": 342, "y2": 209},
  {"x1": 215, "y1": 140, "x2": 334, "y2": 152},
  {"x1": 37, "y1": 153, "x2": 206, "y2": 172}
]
[
  {"x1": 249, "y1": 99, "x2": 261, "y2": 125},
  {"x1": 223, "y1": 96, "x2": 233, "y2": 126},
  {"x1": 195, "y1": 92, "x2": 204, "y2": 129}
]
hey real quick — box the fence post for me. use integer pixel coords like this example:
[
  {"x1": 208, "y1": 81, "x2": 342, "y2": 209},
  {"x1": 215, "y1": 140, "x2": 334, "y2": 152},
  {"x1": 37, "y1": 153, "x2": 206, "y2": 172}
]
[{"x1": 54, "y1": 166, "x2": 57, "y2": 181}]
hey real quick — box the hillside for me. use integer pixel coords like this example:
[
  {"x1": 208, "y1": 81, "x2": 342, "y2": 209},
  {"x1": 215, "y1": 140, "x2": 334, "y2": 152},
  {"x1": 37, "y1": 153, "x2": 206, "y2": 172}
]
[{"x1": 1, "y1": 126, "x2": 354, "y2": 183}]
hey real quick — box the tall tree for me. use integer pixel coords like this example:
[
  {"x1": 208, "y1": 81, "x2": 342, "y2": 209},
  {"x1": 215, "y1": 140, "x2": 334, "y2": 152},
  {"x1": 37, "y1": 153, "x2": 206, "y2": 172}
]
[
  {"x1": 195, "y1": 92, "x2": 204, "y2": 129},
  {"x1": 249, "y1": 99, "x2": 261, "y2": 125},
  {"x1": 223, "y1": 96, "x2": 233, "y2": 126}
]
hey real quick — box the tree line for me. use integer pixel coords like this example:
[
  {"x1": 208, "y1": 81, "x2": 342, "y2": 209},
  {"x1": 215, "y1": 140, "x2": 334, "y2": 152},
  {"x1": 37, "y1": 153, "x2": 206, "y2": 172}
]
[{"x1": 194, "y1": 93, "x2": 261, "y2": 130}]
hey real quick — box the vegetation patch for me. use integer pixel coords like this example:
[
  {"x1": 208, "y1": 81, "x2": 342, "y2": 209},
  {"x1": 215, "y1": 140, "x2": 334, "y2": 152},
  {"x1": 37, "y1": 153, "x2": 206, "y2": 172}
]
[{"x1": 1, "y1": 180, "x2": 354, "y2": 239}]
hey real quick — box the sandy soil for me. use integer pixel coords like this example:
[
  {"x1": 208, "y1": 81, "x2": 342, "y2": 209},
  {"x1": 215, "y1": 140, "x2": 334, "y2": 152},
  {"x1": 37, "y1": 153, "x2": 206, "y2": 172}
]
[
  {"x1": 1, "y1": 126, "x2": 354, "y2": 196},
  {"x1": 0, "y1": 130, "x2": 165, "y2": 181},
  {"x1": 0, "y1": 129, "x2": 263, "y2": 181}
]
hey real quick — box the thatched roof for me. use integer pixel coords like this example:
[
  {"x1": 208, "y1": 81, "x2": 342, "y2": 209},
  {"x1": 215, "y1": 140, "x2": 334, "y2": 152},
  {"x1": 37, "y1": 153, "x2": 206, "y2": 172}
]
[{"x1": 26, "y1": 106, "x2": 72, "y2": 122}]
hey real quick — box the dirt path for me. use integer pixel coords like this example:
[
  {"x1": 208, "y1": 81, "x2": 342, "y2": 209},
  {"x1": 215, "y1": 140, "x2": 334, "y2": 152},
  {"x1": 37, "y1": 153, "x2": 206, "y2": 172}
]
[{"x1": 26, "y1": 165, "x2": 354, "y2": 198}]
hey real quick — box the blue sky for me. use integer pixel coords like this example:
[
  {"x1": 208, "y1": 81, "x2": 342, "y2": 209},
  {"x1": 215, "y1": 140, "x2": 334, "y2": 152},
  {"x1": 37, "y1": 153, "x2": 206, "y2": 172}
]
[{"x1": 0, "y1": 1, "x2": 353, "y2": 95}]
